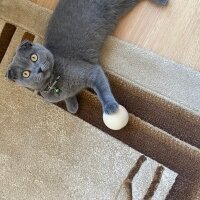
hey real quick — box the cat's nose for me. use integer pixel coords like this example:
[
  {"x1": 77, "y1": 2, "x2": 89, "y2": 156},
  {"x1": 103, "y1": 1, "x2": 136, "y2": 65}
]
[
  {"x1": 7, "y1": 69, "x2": 16, "y2": 81},
  {"x1": 37, "y1": 67, "x2": 43, "y2": 73}
]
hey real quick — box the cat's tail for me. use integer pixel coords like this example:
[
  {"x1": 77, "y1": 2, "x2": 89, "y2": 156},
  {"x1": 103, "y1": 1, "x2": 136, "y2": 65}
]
[{"x1": 149, "y1": 0, "x2": 168, "y2": 6}]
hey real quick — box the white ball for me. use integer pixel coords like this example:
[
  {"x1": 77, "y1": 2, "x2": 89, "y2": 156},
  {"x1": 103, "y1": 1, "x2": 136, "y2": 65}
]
[{"x1": 103, "y1": 105, "x2": 129, "y2": 130}]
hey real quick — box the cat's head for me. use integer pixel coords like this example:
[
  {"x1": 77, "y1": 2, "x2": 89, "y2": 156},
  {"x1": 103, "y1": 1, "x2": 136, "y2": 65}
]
[{"x1": 6, "y1": 40, "x2": 54, "y2": 90}]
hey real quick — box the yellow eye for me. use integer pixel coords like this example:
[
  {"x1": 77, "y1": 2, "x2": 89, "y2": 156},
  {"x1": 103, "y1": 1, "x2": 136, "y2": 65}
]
[
  {"x1": 31, "y1": 54, "x2": 38, "y2": 62},
  {"x1": 22, "y1": 70, "x2": 31, "y2": 78}
]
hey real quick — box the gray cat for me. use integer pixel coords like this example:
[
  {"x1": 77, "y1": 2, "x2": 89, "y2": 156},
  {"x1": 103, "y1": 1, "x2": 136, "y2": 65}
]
[{"x1": 7, "y1": 0, "x2": 168, "y2": 114}]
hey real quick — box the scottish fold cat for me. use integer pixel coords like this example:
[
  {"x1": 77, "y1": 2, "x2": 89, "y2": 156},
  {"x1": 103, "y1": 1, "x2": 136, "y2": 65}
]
[{"x1": 7, "y1": 0, "x2": 168, "y2": 114}]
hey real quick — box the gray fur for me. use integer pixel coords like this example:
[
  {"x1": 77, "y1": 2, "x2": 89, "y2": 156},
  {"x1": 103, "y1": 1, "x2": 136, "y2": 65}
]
[{"x1": 7, "y1": 0, "x2": 168, "y2": 114}]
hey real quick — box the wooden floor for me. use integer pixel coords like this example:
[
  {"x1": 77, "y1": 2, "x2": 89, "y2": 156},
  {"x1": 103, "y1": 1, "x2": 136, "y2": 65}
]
[{"x1": 31, "y1": 0, "x2": 200, "y2": 71}]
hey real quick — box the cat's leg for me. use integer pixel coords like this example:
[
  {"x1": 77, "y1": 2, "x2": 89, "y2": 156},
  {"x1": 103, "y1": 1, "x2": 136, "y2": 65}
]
[
  {"x1": 150, "y1": 0, "x2": 169, "y2": 6},
  {"x1": 115, "y1": 0, "x2": 169, "y2": 6},
  {"x1": 103, "y1": 0, "x2": 139, "y2": 18},
  {"x1": 65, "y1": 96, "x2": 79, "y2": 114},
  {"x1": 89, "y1": 66, "x2": 119, "y2": 114},
  {"x1": 115, "y1": 0, "x2": 168, "y2": 17},
  {"x1": 115, "y1": 0, "x2": 139, "y2": 16}
]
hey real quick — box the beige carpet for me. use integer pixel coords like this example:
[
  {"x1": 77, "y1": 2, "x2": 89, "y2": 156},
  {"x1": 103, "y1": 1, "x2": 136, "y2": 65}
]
[
  {"x1": 0, "y1": 0, "x2": 200, "y2": 199},
  {"x1": 0, "y1": 77, "x2": 177, "y2": 200}
]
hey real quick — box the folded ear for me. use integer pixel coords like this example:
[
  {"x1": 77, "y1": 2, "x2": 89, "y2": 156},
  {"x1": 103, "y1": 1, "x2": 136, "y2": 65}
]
[
  {"x1": 7, "y1": 68, "x2": 18, "y2": 81},
  {"x1": 19, "y1": 39, "x2": 33, "y2": 51}
]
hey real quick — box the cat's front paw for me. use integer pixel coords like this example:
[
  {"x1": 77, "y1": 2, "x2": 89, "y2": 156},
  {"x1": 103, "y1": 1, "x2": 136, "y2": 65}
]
[
  {"x1": 155, "y1": 0, "x2": 169, "y2": 5},
  {"x1": 104, "y1": 101, "x2": 119, "y2": 115},
  {"x1": 65, "y1": 97, "x2": 79, "y2": 114},
  {"x1": 67, "y1": 104, "x2": 79, "y2": 114}
]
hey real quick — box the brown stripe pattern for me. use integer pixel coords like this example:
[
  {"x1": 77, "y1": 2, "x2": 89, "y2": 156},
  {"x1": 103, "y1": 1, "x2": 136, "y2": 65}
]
[
  {"x1": 143, "y1": 166, "x2": 164, "y2": 200},
  {"x1": 122, "y1": 157, "x2": 166, "y2": 200},
  {"x1": 123, "y1": 155, "x2": 147, "y2": 200}
]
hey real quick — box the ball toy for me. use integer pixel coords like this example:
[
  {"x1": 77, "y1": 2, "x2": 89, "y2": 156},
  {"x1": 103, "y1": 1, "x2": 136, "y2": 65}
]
[{"x1": 103, "y1": 105, "x2": 129, "y2": 130}]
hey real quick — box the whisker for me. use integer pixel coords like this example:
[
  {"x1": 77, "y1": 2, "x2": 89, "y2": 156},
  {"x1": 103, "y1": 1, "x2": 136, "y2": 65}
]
[{"x1": 34, "y1": 73, "x2": 43, "y2": 83}]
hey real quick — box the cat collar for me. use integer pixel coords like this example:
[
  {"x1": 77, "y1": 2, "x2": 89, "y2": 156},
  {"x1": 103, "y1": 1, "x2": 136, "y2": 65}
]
[{"x1": 44, "y1": 76, "x2": 62, "y2": 95}]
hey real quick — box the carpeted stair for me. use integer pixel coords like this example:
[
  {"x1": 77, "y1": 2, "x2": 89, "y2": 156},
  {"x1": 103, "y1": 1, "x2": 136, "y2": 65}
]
[{"x1": 0, "y1": 0, "x2": 199, "y2": 199}]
